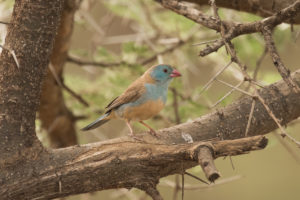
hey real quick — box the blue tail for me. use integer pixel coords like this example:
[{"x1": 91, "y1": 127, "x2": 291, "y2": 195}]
[{"x1": 81, "y1": 113, "x2": 110, "y2": 131}]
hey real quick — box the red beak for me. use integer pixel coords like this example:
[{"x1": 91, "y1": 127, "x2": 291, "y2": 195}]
[{"x1": 170, "y1": 69, "x2": 181, "y2": 77}]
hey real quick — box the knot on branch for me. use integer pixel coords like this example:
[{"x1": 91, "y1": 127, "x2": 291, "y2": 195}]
[{"x1": 194, "y1": 145, "x2": 220, "y2": 182}]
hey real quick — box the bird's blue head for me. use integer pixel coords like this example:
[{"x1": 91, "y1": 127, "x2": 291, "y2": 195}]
[{"x1": 150, "y1": 64, "x2": 181, "y2": 84}]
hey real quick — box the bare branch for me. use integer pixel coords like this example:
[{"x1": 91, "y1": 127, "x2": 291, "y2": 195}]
[
  {"x1": 197, "y1": 146, "x2": 221, "y2": 182},
  {"x1": 261, "y1": 26, "x2": 300, "y2": 92},
  {"x1": 0, "y1": 44, "x2": 20, "y2": 68},
  {"x1": 67, "y1": 55, "x2": 124, "y2": 67},
  {"x1": 211, "y1": 80, "x2": 244, "y2": 108},
  {"x1": 170, "y1": 88, "x2": 181, "y2": 124},
  {"x1": 208, "y1": 0, "x2": 300, "y2": 148},
  {"x1": 198, "y1": 61, "x2": 232, "y2": 97},
  {"x1": 0, "y1": 21, "x2": 11, "y2": 25},
  {"x1": 49, "y1": 63, "x2": 89, "y2": 107},
  {"x1": 245, "y1": 98, "x2": 256, "y2": 137},
  {"x1": 158, "y1": 0, "x2": 300, "y2": 56},
  {"x1": 184, "y1": 172, "x2": 209, "y2": 185},
  {"x1": 2, "y1": 136, "x2": 267, "y2": 199},
  {"x1": 216, "y1": 79, "x2": 252, "y2": 97},
  {"x1": 253, "y1": 47, "x2": 268, "y2": 81}
]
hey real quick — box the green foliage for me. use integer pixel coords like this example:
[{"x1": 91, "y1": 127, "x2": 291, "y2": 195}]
[
  {"x1": 154, "y1": 11, "x2": 197, "y2": 35},
  {"x1": 122, "y1": 42, "x2": 151, "y2": 62},
  {"x1": 233, "y1": 34, "x2": 264, "y2": 68},
  {"x1": 262, "y1": 72, "x2": 282, "y2": 84}
]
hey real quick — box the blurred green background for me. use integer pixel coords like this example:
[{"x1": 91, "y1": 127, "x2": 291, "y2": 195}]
[{"x1": 1, "y1": 0, "x2": 300, "y2": 199}]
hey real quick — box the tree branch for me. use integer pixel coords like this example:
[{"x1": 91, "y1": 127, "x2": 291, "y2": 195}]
[
  {"x1": 1, "y1": 136, "x2": 267, "y2": 199},
  {"x1": 157, "y1": 0, "x2": 300, "y2": 56},
  {"x1": 2, "y1": 68, "x2": 300, "y2": 199},
  {"x1": 157, "y1": 0, "x2": 300, "y2": 24}
]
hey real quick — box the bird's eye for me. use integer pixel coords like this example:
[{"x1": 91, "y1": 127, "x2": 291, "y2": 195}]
[{"x1": 163, "y1": 69, "x2": 168, "y2": 73}]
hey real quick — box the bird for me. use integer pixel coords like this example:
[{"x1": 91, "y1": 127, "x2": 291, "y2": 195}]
[{"x1": 81, "y1": 64, "x2": 181, "y2": 138}]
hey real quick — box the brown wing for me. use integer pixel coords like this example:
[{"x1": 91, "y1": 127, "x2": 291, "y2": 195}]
[{"x1": 105, "y1": 78, "x2": 146, "y2": 113}]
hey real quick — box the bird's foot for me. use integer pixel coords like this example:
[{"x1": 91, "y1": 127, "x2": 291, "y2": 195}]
[
  {"x1": 128, "y1": 133, "x2": 143, "y2": 141},
  {"x1": 148, "y1": 129, "x2": 158, "y2": 137}
]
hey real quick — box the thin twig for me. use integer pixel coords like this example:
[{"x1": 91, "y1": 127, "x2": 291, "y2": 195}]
[
  {"x1": 0, "y1": 21, "x2": 10, "y2": 25},
  {"x1": 192, "y1": 39, "x2": 219, "y2": 46},
  {"x1": 49, "y1": 63, "x2": 89, "y2": 107},
  {"x1": 216, "y1": 79, "x2": 252, "y2": 97},
  {"x1": 68, "y1": 38, "x2": 189, "y2": 68},
  {"x1": 261, "y1": 26, "x2": 300, "y2": 92},
  {"x1": 229, "y1": 156, "x2": 235, "y2": 170},
  {"x1": 140, "y1": 40, "x2": 186, "y2": 66},
  {"x1": 253, "y1": 47, "x2": 268, "y2": 81},
  {"x1": 162, "y1": 175, "x2": 242, "y2": 190},
  {"x1": 170, "y1": 88, "x2": 181, "y2": 124},
  {"x1": 172, "y1": 175, "x2": 180, "y2": 200},
  {"x1": 242, "y1": 48, "x2": 268, "y2": 95},
  {"x1": 184, "y1": 172, "x2": 209, "y2": 185},
  {"x1": 256, "y1": 91, "x2": 300, "y2": 147},
  {"x1": 0, "y1": 44, "x2": 20, "y2": 68},
  {"x1": 198, "y1": 61, "x2": 232, "y2": 97},
  {"x1": 245, "y1": 98, "x2": 256, "y2": 137},
  {"x1": 211, "y1": 80, "x2": 244, "y2": 108},
  {"x1": 67, "y1": 55, "x2": 124, "y2": 67},
  {"x1": 273, "y1": 132, "x2": 300, "y2": 163}
]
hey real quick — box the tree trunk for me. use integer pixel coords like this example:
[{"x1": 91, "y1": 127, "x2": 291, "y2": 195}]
[
  {"x1": 0, "y1": 0, "x2": 64, "y2": 167},
  {"x1": 39, "y1": 0, "x2": 78, "y2": 148}
]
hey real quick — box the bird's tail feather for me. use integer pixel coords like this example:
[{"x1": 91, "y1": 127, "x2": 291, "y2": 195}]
[{"x1": 81, "y1": 113, "x2": 110, "y2": 131}]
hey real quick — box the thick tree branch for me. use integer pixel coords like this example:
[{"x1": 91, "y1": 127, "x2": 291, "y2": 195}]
[
  {"x1": 158, "y1": 0, "x2": 300, "y2": 24},
  {"x1": 1, "y1": 136, "x2": 267, "y2": 199}
]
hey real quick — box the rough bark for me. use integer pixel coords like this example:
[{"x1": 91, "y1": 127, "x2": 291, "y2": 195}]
[
  {"x1": 1, "y1": 136, "x2": 267, "y2": 200},
  {"x1": 0, "y1": 0, "x2": 64, "y2": 167},
  {"x1": 39, "y1": 0, "x2": 78, "y2": 148},
  {"x1": 184, "y1": 0, "x2": 300, "y2": 24}
]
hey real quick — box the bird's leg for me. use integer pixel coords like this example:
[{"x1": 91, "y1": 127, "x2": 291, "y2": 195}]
[
  {"x1": 126, "y1": 120, "x2": 142, "y2": 141},
  {"x1": 126, "y1": 120, "x2": 134, "y2": 136},
  {"x1": 139, "y1": 121, "x2": 158, "y2": 137}
]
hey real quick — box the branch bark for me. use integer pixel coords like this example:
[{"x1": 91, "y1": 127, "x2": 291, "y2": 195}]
[
  {"x1": 1, "y1": 136, "x2": 267, "y2": 199},
  {"x1": 162, "y1": 0, "x2": 300, "y2": 24}
]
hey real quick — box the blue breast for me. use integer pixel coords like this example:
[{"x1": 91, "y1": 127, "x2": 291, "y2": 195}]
[{"x1": 143, "y1": 82, "x2": 169, "y2": 103}]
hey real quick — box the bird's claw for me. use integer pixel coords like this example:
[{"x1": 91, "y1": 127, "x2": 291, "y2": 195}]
[
  {"x1": 128, "y1": 133, "x2": 143, "y2": 141},
  {"x1": 148, "y1": 129, "x2": 158, "y2": 137}
]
